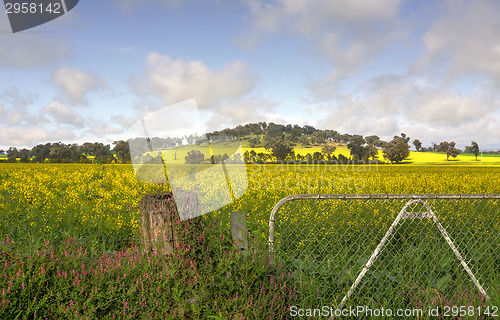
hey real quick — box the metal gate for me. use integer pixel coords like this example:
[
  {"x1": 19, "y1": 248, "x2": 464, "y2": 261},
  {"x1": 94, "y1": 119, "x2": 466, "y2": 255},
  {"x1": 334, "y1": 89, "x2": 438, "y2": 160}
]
[{"x1": 268, "y1": 194, "x2": 499, "y2": 309}]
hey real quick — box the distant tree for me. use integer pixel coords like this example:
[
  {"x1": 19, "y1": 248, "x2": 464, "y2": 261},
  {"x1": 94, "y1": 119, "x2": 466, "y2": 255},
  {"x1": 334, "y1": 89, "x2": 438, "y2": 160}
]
[
  {"x1": 365, "y1": 135, "x2": 383, "y2": 147},
  {"x1": 31, "y1": 143, "x2": 51, "y2": 163},
  {"x1": 400, "y1": 133, "x2": 410, "y2": 144},
  {"x1": 281, "y1": 133, "x2": 293, "y2": 145},
  {"x1": 413, "y1": 139, "x2": 422, "y2": 152},
  {"x1": 243, "y1": 150, "x2": 251, "y2": 163},
  {"x1": 312, "y1": 151, "x2": 324, "y2": 162},
  {"x1": 311, "y1": 131, "x2": 327, "y2": 145},
  {"x1": 366, "y1": 144, "x2": 379, "y2": 160},
  {"x1": 383, "y1": 135, "x2": 411, "y2": 164},
  {"x1": 7, "y1": 147, "x2": 19, "y2": 162},
  {"x1": 263, "y1": 137, "x2": 276, "y2": 151},
  {"x1": 81, "y1": 142, "x2": 113, "y2": 164},
  {"x1": 321, "y1": 144, "x2": 337, "y2": 161},
  {"x1": 270, "y1": 141, "x2": 293, "y2": 161},
  {"x1": 184, "y1": 135, "x2": 193, "y2": 145},
  {"x1": 113, "y1": 140, "x2": 131, "y2": 163},
  {"x1": 299, "y1": 136, "x2": 311, "y2": 148},
  {"x1": 267, "y1": 123, "x2": 286, "y2": 138},
  {"x1": 465, "y1": 141, "x2": 480, "y2": 161},
  {"x1": 248, "y1": 137, "x2": 260, "y2": 148},
  {"x1": 302, "y1": 125, "x2": 316, "y2": 136},
  {"x1": 437, "y1": 141, "x2": 461, "y2": 161},
  {"x1": 338, "y1": 154, "x2": 349, "y2": 164},
  {"x1": 0, "y1": 149, "x2": 4, "y2": 155},
  {"x1": 347, "y1": 135, "x2": 368, "y2": 161},
  {"x1": 18, "y1": 148, "x2": 31, "y2": 163},
  {"x1": 185, "y1": 150, "x2": 204, "y2": 164},
  {"x1": 305, "y1": 153, "x2": 312, "y2": 163}
]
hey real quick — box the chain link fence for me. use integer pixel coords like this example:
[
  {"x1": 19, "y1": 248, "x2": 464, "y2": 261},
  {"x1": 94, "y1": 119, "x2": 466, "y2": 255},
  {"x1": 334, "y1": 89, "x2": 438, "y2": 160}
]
[{"x1": 268, "y1": 194, "x2": 500, "y2": 309}]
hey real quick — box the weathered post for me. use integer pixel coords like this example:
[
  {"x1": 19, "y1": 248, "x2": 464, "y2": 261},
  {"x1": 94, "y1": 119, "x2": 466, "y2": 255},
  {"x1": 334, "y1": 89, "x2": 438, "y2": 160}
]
[
  {"x1": 230, "y1": 211, "x2": 249, "y2": 256},
  {"x1": 139, "y1": 191, "x2": 202, "y2": 256}
]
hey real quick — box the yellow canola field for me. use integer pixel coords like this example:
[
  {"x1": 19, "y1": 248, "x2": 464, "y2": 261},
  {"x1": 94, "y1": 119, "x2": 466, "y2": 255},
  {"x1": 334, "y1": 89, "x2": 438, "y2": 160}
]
[{"x1": 1, "y1": 163, "x2": 499, "y2": 239}]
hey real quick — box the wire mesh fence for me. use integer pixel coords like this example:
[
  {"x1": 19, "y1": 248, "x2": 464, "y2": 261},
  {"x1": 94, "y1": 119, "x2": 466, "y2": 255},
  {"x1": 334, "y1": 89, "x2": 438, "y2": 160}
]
[{"x1": 268, "y1": 194, "x2": 500, "y2": 309}]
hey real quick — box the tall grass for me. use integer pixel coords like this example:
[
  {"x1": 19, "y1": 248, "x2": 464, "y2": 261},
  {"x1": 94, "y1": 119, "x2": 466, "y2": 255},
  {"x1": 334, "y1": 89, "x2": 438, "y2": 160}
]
[{"x1": 0, "y1": 212, "x2": 297, "y2": 319}]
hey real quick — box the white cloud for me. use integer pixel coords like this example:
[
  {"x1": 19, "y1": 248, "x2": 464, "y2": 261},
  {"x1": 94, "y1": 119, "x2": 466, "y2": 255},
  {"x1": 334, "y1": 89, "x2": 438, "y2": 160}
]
[
  {"x1": 111, "y1": 114, "x2": 137, "y2": 129},
  {"x1": 0, "y1": 126, "x2": 75, "y2": 149},
  {"x1": 43, "y1": 101, "x2": 84, "y2": 126},
  {"x1": 245, "y1": 0, "x2": 402, "y2": 37},
  {"x1": 417, "y1": 0, "x2": 500, "y2": 86},
  {"x1": 52, "y1": 67, "x2": 107, "y2": 105},
  {"x1": 314, "y1": 69, "x2": 500, "y2": 145},
  {"x1": 243, "y1": 0, "x2": 406, "y2": 99},
  {"x1": 409, "y1": 91, "x2": 497, "y2": 126},
  {"x1": 130, "y1": 53, "x2": 256, "y2": 108},
  {"x1": 0, "y1": 34, "x2": 71, "y2": 68},
  {"x1": 84, "y1": 122, "x2": 122, "y2": 138},
  {"x1": 115, "y1": 0, "x2": 187, "y2": 11},
  {"x1": 0, "y1": 87, "x2": 41, "y2": 125},
  {"x1": 205, "y1": 97, "x2": 277, "y2": 130}
]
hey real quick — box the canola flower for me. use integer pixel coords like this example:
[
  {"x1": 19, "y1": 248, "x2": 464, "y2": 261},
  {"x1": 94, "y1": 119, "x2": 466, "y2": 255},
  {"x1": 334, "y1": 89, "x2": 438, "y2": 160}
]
[{"x1": 0, "y1": 163, "x2": 499, "y2": 243}]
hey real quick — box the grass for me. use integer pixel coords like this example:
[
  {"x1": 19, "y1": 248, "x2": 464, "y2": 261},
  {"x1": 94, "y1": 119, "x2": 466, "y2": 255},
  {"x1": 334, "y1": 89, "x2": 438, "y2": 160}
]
[{"x1": 0, "y1": 163, "x2": 499, "y2": 318}]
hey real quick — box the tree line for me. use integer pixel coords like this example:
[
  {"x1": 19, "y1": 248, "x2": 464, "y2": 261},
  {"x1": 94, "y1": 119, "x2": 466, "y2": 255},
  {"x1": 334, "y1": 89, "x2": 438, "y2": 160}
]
[
  {"x1": 0, "y1": 141, "x2": 131, "y2": 164},
  {"x1": 0, "y1": 121, "x2": 484, "y2": 164}
]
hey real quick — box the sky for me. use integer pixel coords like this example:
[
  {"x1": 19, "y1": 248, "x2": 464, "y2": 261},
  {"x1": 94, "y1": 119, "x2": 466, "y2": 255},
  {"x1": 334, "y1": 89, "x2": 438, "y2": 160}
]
[{"x1": 1, "y1": 0, "x2": 500, "y2": 151}]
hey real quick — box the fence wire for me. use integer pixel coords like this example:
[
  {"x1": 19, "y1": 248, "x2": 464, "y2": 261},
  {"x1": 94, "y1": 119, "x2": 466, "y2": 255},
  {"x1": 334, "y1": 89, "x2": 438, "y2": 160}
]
[{"x1": 268, "y1": 194, "x2": 500, "y2": 309}]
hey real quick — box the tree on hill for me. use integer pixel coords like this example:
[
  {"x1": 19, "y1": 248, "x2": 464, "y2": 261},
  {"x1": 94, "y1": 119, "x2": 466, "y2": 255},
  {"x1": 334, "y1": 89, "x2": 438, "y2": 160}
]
[
  {"x1": 302, "y1": 125, "x2": 316, "y2": 136},
  {"x1": 270, "y1": 141, "x2": 294, "y2": 161},
  {"x1": 299, "y1": 136, "x2": 311, "y2": 147},
  {"x1": 367, "y1": 144, "x2": 379, "y2": 160},
  {"x1": 185, "y1": 150, "x2": 204, "y2": 164},
  {"x1": 347, "y1": 135, "x2": 369, "y2": 161},
  {"x1": 365, "y1": 135, "x2": 384, "y2": 148},
  {"x1": 413, "y1": 139, "x2": 422, "y2": 152},
  {"x1": 437, "y1": 141, "x2": 461, "y2": 161},
  {"x1": 465, "y1": 141, "x2": 480, "y2": 161},
  {"x1": 248, "y1": 136, "x2": 260, "y2": 148},
  {"x1": 383, "y1": 134, "x2": 411, "y2": 164},
  {"x1": 312, "y1": 151, "x2": 324, "y2": 162},
  {"x1": 321, "y1": 144, "x2": 337, "y2": 161}
]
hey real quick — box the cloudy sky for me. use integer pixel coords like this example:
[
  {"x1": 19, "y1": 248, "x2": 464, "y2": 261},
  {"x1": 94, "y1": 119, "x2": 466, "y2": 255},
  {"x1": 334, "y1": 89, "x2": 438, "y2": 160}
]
[{"x1": 1, "y1": 0, "x2": 500, "y2": 150}]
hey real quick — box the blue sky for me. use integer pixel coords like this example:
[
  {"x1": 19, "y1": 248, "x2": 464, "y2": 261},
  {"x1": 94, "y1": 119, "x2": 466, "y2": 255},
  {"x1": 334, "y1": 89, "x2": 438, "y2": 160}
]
[{"x1": 1, "y1": 0, "x2": 500, "y2": 150}]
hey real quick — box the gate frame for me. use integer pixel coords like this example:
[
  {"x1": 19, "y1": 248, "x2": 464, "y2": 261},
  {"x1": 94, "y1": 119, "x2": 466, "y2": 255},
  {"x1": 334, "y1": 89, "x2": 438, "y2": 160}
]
[{"x1": 268, "y1": 194, "x2": 500, "y2": 307}]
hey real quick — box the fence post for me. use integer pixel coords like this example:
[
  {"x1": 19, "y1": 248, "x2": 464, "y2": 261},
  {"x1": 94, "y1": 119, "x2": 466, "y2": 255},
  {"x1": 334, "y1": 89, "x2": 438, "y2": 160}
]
[
  {"x1": 230, "y1": 211, "x2": 248, "y2": 256},
  {"x1": 139, "y1": 191, "x2": 203, "y2": 256}
]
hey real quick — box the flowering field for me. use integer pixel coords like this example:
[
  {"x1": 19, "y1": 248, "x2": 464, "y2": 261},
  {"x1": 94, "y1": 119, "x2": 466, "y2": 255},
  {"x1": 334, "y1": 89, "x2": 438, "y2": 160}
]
[{"x1": 0, "y1": 163, "x2": 499, "y2": 318}]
